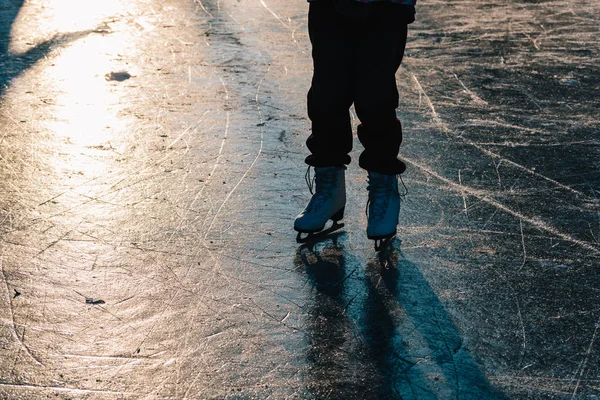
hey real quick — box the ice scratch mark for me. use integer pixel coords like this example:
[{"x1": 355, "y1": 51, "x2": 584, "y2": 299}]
[
  {"x1": 468, "y1": 119, "x2": 547, "y2": 136},
  {"x1": 492, "y1": 158, "x2": 503, "y2": 188},
  {"x1": 35, "y1": 229, "x2": 73, "y2": 257},
  {"x1": 203, "y1": 66, "x2": 268, "y2": 240},
  {"x1": 0, "y1": 258, "x2": 43, "y2": 366},
  {"x1": 228, "y1": 13, "x2": 246, "y2": 31},
  {"x1": 409, "y1": 72, "x2": 588, "y2": 199},
  {"x1": 458, "y1": 169, "x2": 468, "y2": 217},
  {"x1": 208, "y1": 77, "x2": 230, "y2": 181},
  {"x1": 60, "y1": 353, "x2": 156, "y2": 361},
  {"x1": 570, "y1": 315, "x2": 600, "y2": 399},
  {"x1": 0, "y1": 382, "x2": 131, "y2": 396},
  {"x1": 135, "y1": 248, "x2": 204, "y2": 354},
  {"x1": 488, "y1": 269, "x2": 528, "y2": 366},
  {"x1": 192, "y1": 0, "x2": 213, "y2": 18},
  {"x1": 173, "y1": 290, "x2": 220, "y2": 398},
  {"x1": 518, "y1": 219, "x2": 527, "y2": 271},
  {"x1": 166, "y1": 85, "x2": 226, "y2": 245},
  {"x1": 517, "y1": 86, "x2": 543, "y2": 110},
  {"x1": 192, "y1": 263, "x2": 305, "y2": 310},
  {"x1": 141, "y1": 377, "x2": 171, "y2": 400},
  {"x1": 590, "y1": 222, "x2": 599, "y2": 244},
  {"x1": 522, "y1": 32, "x2": 541, "y2": 50},
  {"x1": 181, "y1": 348, "x2": 211, "y2": 399},
  {"x1": 403, "y1": 156, "x2": 600, "y2": 255},
  {"x1": 217, "y1": 252, "x2": 291, "y2": 272},
  {"x1": 259, "y1": 0, "x2": 291, "y2": 29},
  {"x1": 411, "y1": 72, "x2": 445, "y2": 128},
  {"x1": 452, "y1": 72, "x2": 488, "y2": 106},
  {"x1": 515, "y1": 296, "x2": 527, "y2": 364}
]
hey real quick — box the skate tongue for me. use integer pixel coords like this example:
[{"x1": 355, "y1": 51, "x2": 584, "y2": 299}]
[
  {"x1": 366, "y1": 196, "x2": 389, "y2": 220},
  {"x1": 305, "y1": 166, "x2": 340, "y2": 194}
]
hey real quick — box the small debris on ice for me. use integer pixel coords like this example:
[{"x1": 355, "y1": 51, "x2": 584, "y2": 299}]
[
  {"x1": 105, "y1": 71, "x2": 132, "y2": 81},
  {"x1": 85, "y1": 298, "x2": 106, "y2": 305},
  {"x1": 559, "y1": 78, "x2": 579, "y2": 86}
]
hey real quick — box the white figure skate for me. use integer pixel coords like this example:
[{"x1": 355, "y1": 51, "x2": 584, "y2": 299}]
[
  {"x1": 294, "y1": 166, "x2": 346, "y2": 243},
  {"x1": 366, "y1": 171, "x2": 401, "y2": 250}
]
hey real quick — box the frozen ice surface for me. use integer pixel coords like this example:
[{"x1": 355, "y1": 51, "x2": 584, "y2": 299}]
[{"x1": 0, "y1": 0, "x2": 599, "y2": 398}]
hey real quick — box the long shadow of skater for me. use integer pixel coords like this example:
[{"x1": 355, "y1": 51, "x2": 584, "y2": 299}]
[
  {"x1": 0, "y1": 0, "x2": 98, "y2": 98},
  {"x1": 361, "y1": 250, "x2": 418, "y2": 399},
  {"x1": 362, "y1": 242, "x2": 508, "y2": 399},
  {"x1": 295, "y1": 240, "x2": 373, "y2": 399},
  {"x1": 296, "y1": 238, "x2": 507, "y2": 399},
  {"x1": 296, "y1": 239, "x2": 417, "y2": 399}
]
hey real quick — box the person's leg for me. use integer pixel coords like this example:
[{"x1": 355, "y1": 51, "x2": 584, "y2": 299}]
[
  {"x1": 296, "y1": 1, "x2": 356, "y2": 237},
  {"x1": 353, "y1": 3, "x2": 409, "y2": 175},
  {"x1": 305, "y1": 0, "x2": 354, "y2": 168},
  {"x1": 351, "y1": 3, "x2": 411, "y2": 246}
]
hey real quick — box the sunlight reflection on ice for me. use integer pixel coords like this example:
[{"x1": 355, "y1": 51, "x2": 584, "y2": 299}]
[
  {"x1": 48, "y1": 38, "x2": 126, "y2": 142},
  {"x1": 36, "y1": 0, "x2": 126, "y2": 32},
  {"x1": 40, "y1": 20, "x2": 136, "y2": 176}
]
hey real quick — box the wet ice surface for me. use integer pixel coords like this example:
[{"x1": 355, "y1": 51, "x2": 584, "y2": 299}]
[{"x1": 0, "y1": 0, "x2": 599, "y2": 398}]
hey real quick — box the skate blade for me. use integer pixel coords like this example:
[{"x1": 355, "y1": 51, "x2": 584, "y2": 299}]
[
  {"x1": 373, "y1": 235, "x2": 396, "y2": 252},
  {"x1": 296, "y1": 222, "x2": 345, "y2": 244}
]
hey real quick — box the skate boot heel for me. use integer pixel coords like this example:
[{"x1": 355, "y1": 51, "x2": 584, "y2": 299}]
[{"x1": 331, "y1": 206, "x2": 345, "y2": 222}]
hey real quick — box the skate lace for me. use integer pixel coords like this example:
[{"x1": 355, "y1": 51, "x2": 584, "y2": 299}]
[
  {"x1": 304, "y1": 166, "x2": 338, "y2": 212},
  {"x1": 365, "y1": 174, "x2": 408, "y2": 220},
  {"x1": 305, "y1": 166, "x2": 316, "y2": 195}
]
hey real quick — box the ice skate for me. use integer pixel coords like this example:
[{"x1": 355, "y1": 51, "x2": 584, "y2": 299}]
[
  {"x1": 295, "y1": 166, "x2": 346, "y2": 243},
  {"x1": 366, "y1": 171, "x2": 401, "y2": 251}
]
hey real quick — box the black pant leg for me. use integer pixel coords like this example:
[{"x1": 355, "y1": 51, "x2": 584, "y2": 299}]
[
  {"x1": 354, "y1": 3, "x2": 409, "y2": 174},
  {"x1": 305, "y1": 0, "x2": 354, "y2": 167}
]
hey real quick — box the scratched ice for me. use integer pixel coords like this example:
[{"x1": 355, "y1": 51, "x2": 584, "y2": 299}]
[{"x1": 0, "y1": 0, "x2": 599, "y2": 399}]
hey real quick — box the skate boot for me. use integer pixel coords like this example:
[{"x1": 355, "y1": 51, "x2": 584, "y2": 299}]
[
  {"x1": 295, "y1": 166, "x2": 346, "y2": 243},
  {"x1": 366, "y1": 171, "x2": 401, "y2": 250}
]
